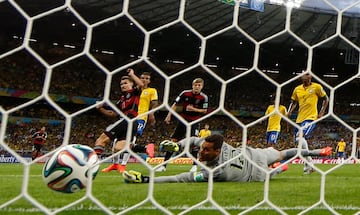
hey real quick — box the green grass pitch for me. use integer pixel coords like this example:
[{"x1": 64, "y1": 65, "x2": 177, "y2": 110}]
[{"x1": 0, "y1": 163, "x2": 360, "y2": 214}]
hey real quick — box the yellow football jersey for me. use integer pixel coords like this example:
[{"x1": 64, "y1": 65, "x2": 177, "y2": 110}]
[
  {"x1": 138, "y1": 87, "x2": 158, "y2": 122},
  {"x1": 265, "y1": 104, "x2": 287, "y2": 132},
  {"x1": 337, "y1": 141, "x2": 346, "y2": 152},
  {"x1": 198, "y1": 129, "x2": 211, "y2": 138},
  {"x1": 291, "y1": 82, "x2": 327, "y2": 123}
]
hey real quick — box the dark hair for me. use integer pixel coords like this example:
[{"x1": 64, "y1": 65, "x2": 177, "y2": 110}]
[
  {"x1": 121, "y1": 75, "x2": 134, "y2": 82},
  {"x1": 205, "y1": 134, "x2": 223, "y2": 150}
]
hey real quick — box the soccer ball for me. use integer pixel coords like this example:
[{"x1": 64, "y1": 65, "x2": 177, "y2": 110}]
[{"x1": 42, "y1": 144, "x2": 99, "y2": 193}]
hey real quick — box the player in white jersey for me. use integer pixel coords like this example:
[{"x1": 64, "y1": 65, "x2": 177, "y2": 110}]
[{"x1": 123, "y1": 134, "x2": 332, "y2": 183}]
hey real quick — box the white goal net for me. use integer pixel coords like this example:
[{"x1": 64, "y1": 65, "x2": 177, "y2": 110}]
[{"x1": 0, "y1": 0, "x2": 360, "y2": 214}]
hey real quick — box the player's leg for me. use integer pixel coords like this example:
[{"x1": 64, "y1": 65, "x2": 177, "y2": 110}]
[
  {"x1": 97, "y1": 118, "x2": 129, "y2": 172},
  {"x1": 94, "y1": 133, "x2": 111, "y2": 154},
  {"x1": 265, "y1": 141, "x2": 331, "y2": 176},
  {"x1": 145, "y1": 143, "x2": 155, "y2": 158},
  {"x1": 338, "y1": 151, "x2": 344, "y2": 164},
  {"x1": 265, "y1": 131, "x2": 271, "y2": 145},
  {"x1": 189, "y1": 149, "x2": 199, "y2": 172},
  {"x1": 300, "y1": 121, "x2": 316, "y2": 174},
  {"x1": 261, "y1": 147, "x2": 288, "y2": 177},
  {"x1": 94, "y1": 119, "x2": 119, "y2": 156},
  {"x1": 134, "y1": 119, "x2": 154, "y2": 157},
  {"x1": 136, "y1": 119, "x2": 146, "y2": 137},
  {"x1": 266, "y1": 131, "x2": 279, "y2": 168},
  {"x1": 101, "y1": 138, "x2": 120, "y2": 172},
  {"x1": 32, "y1": 144, "x2": 41, "y2": 160},
  {"x1": 114, "y1": 139, "x2": 128, "y2": 172},
  {"x1": 294, "y1": 123, "x2": 309, "y2": 173},
  {"x1": 267, "y1": 131, "x2": 279, "y2": 146},
  {"x1": 115, "y1": 121, "x2": 138, "y2": 172},
  {"x1": 279, "y1": 140, "x2": 332, "y2": 160},
  {"x1": 189, "y1": 123, "x2": 199, "y2": 172},
  {"x1": 156, "y1": 122, "x2": 184, "y2": 172}
]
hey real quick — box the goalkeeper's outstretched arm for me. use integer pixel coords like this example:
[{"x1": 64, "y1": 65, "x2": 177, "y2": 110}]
[{"x1": 123, "y1": 171, "x2": 207, "y2": 183}]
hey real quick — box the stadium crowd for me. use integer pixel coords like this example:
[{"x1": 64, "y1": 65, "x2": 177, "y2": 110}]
[
  {"x1": 1, "y1": 53, "x2": 359, "y2": 160},
  {"x1": 2, "y1": 112, "x2": 358, "y2": 159}
]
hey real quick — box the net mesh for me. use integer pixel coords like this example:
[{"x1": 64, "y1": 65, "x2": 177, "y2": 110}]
[{"x1": 0, "y1": 0, "x2": 360, "y2": 214}]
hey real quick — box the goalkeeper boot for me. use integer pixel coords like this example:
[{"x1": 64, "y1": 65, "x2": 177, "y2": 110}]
[
  {"x1": 160, "y1": 140, "x2": 179, "y2": 152},
  {"x1": 270, "y1": 162, "x2": 289, "y2": 177},
  {"x1": 123, "y1": 170, "x2": 143, "y2": 183},
  {"x1": 270, "y1": 162, "x2": 288, "y2": 172},
  {"x1": 319, "y1": 146, "x2": 332, "y2": 156}
]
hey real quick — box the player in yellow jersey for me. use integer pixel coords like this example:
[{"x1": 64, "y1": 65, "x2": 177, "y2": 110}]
[
  {"x1": 265, "y1": 94, "x2": 287, "y2": 147},
  {"x1": 186, "y1": 123, "x2": 212, "y2": 172},
  {"x1": 287, "y1": 71, "x2": 329, "y2": 174},
  {"x1": 265, "y1": 94, "x2": 287, "y2": 170},
  {"x1": 335, "y1": 138, "x2": 346, "y2": 163},
  {"x1": 101, "y1": 71, "x2": 158, "y2": 173},
  {"x1": 198, "y1": 123, "x2": 211, "y2": 138},
  {"x1": 136, "y1": 72, "x2": 159, "y2": 134}
]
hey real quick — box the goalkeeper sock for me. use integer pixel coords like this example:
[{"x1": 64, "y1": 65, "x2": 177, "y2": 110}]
[
  {"x1": 282, "y1": 148, "x2": 310, "y2": 159},
  {"x1": 282, "y1": 148, "x2": 325, "y2": 159}
]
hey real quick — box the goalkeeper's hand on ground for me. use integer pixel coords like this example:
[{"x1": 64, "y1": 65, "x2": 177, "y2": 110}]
[
  {"x1": 123, "y1": 170, "x2": 146, "y2": 183},
  {"x1": 159, "y1": 140, "x2": 179, "y2": 152}
]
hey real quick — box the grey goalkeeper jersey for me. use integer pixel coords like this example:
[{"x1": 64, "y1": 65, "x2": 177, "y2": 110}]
[{"x1": 154, "y1": 137, "x2": 279, "y2": 183}]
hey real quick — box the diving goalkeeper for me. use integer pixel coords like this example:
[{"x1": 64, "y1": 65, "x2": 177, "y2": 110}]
[{"x1": 123, "y1": 134, "x2": 332, "y2": 183}]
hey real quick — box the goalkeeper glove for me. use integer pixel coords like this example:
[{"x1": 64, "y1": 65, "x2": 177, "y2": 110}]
[{"x1": 123, "y1": 170, "x2": 145, "y2": 183}]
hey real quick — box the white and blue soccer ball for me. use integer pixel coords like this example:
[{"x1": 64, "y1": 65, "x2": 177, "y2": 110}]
[{"x1": 42, "y1": 144, "x2": 99, "y2": 193}]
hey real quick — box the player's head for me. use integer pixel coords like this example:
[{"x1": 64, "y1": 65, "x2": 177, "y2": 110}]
[
  {"x1": 269, "y1": 93, "x2": 275, "y2": 104},
  {"x1": 301, "y1": 70, "x2": 312, "y2": 85},
  {"x1": 120, "y1": 75, "x2": 135, "y2": 92},
  {"x1": 199, "y1": 134, "x2": 223, "y2": 162},
  {"x1": 204, "y1": 123, "x2": 210, "y2": 129},
  {"x1": 192, "y1": 78, "x2": 204, "y2": 94},
  {"x1": 140, "y1": 72, "x2": 151, "y2": 87}
]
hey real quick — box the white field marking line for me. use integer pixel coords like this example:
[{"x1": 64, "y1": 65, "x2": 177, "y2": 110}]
[
  {"x1": 2, "y1": 175, "x2": 121, "y2": 178},
  {"x1": 2, "y1": 204, "x2": 360, "y2": 212}
]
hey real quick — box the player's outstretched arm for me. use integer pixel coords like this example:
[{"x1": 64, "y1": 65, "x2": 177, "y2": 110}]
[{"x1": 123, "y1": 170, "x2": 205, "y2": 183}]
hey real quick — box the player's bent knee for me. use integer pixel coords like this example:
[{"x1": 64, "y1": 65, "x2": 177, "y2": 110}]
[{"x1": 114, "y1": 140, "x2": 126, "y2": 152}]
